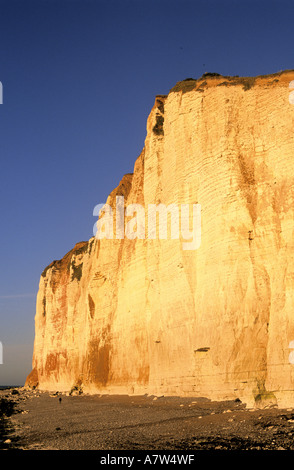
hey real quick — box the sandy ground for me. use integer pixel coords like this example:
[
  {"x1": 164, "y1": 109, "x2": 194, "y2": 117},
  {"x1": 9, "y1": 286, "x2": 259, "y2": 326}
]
[{"x1": 2, "y1": 387, "x2": 294, "y2": 451}]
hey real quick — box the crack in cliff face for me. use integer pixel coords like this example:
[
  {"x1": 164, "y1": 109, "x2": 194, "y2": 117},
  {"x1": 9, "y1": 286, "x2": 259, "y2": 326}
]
[
  {"x1": 237, "y1": 152, "x2": 258, "y2": 225},
  {"x1": 153, "y1": 114, "x2": 164, "y2": 136},
  {"x1": 88, "y1": 294, "x2": 95, "y2": 319},
  {"x1": 152, "y1": 97, "x2": 165, "y2": 134},
  {"x1": 248, "y1": 245, "x2": 272, "y2": 397}
]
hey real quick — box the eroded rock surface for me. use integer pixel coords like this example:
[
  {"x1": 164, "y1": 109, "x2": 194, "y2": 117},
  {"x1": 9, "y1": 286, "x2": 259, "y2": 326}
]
[{"x1": 27, "y1": 71, "x2": 294, "y2": 408}]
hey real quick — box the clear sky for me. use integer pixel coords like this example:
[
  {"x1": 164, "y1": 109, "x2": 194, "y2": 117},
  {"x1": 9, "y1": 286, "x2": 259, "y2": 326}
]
[{"x1": 0, "y1": 0, "x2": 293, "y2": 386}]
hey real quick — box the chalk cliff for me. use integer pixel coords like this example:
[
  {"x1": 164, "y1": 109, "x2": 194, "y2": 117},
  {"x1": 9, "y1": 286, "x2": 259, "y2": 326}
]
[{"x1": 26, "y1": 71, "x2": 294, "y2": 407}]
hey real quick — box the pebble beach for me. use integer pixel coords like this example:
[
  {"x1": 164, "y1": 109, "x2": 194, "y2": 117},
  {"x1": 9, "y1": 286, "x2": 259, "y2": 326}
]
[{"x1": 2, "y1": 387, "x2": 294, "y2": 451}]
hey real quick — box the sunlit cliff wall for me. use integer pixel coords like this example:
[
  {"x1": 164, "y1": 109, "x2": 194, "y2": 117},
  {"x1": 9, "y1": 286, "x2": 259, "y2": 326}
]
[{"x1": 26, "y1": 71, "x2": 294, "y2": 407}]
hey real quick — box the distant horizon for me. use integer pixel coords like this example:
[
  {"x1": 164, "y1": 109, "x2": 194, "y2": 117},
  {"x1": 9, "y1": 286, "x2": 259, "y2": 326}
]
[{"x1": 0, "y1": 384, "x2": 23, "y2": 388}]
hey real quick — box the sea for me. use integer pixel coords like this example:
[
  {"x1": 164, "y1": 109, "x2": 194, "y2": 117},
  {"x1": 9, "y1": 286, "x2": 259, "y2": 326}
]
[{"x1": 0, "y1": 385, "x2": 21, "y2": 390}]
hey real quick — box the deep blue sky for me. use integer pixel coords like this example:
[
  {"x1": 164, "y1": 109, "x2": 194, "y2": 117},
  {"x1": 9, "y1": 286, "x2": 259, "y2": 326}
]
[{"x1": 0, "y1": 0, "x2": 293, "y2": 385}]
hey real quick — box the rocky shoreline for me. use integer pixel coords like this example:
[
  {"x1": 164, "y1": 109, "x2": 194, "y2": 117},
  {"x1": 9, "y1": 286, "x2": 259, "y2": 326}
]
[
  {"x1": 0, "y1": 387, "x2": 23, "y2": 449},
  {"x1": 2, "y1": 387, "x2": 294, "y2": 451}
]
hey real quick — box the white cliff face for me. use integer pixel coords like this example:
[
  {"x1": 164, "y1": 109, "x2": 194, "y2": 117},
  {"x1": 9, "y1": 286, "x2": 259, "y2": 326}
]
[{"x1": 27, "y1": 71, "x2": 294, "y2": 408}]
